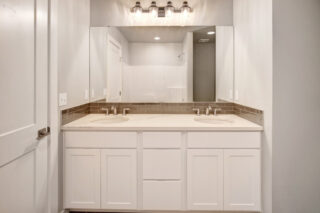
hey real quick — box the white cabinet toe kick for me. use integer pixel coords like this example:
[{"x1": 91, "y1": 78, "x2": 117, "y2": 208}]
[{"x1": 63, "y1": 131, "x2": 261, "y2": 212}]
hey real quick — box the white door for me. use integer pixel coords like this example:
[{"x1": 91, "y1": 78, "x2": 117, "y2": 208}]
[
  {"x1": 64, "y1": 149, "x2": 101, "y2": 209},
  {"x1": 106, "y1": 35, "x2": 122, "y2": 102},
  {"x1": 187, "y1": 149, "x2": 223, "y2": 210},
  {"x1": 0, "y1": 0, "x2": 49, "y2": 213},
  {"x1": 224, "y1": 149, "x2": 261, "y2": 211},
  {"x1": 101, "y1": 149, "x2": 137, "y2": 209}
]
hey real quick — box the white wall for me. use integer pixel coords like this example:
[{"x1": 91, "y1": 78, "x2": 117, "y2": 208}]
[
  {"x1": 90, "y1": 0, "x2": 233, "y2": 26},
  {"x1": 129, "y1": 43, "x2": 183, "y2": 66},
  {"x1": 58, "y1": 0, "x2": 90, "y2": 109},
  {"x1": 183, "y1": 32, "x2": 194, "y2": 102},
  {"x1": 124, "y1": 42, "x2": 186, "y2": 102},
  {"x1": 233, "y1": 1, "x2": 273, "y2": 213},
  {"x1": 123, "y1": 65, "x2": 186, "y2": 102},
  {"x1": 90, "y1": 27, "x2": 107, "y2": 102},
  {"x1": 216, "y1": 26, "x2": 234, "y2": 102},
  {"x1": 273, "y1": 0, "x2": 320, "y2": 212}
]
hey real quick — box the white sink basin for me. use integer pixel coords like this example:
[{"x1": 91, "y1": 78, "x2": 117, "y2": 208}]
[
  {"x1": 194, "y1": 116, "x2": 233, "y2": 124},
  {"x1": 91, "y1": 116, "x2": 129, "y2": 124}
]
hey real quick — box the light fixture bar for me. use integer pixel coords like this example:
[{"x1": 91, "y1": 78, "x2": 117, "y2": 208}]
[{"x1": 131, "y1": 1, "x2": 193, "y2": 17}]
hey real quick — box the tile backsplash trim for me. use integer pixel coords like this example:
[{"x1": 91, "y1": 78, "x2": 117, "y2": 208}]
[{"x1": 61, "y1": 102, "x2": 263, "y2": 126}]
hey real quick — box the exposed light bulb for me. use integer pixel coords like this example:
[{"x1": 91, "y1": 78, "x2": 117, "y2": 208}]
[
  {"x1": 135, "y1": 8, "x2": 142, "y2": 17},
  {"x1": 149, "y1": 1, "x2": 158, "y2": 18},
  {"x1": 166, "y1": 8, "x2": 174, "y2": 17},
  {"x1": 151, "y1": 8, "x2": 157, "y2": 17}
]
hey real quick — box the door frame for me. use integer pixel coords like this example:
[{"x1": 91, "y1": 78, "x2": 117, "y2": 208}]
[{"x1": 106, "y1": 32, "x2": 123, "y2": 102}]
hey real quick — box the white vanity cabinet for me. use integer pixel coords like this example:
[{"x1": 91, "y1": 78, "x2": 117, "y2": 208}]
[
  {"x1": 187, "y1": 149, "x2": 224, "y2": 210},
  {"x1": 63, "y1": 130, "x2": 261, "y2": 212},
  {"x1": 223, "y1": 149, "x2": 261, "y2": 211},
  {"x1": 100, "y1": 149, "x2": 137, "y2": 209},
  {"x1": 142, "y1": 132, "x2": 183, "y2": 210},
  {"x1": 64, "y1": 149, "x2": 101, "y2": 209}
]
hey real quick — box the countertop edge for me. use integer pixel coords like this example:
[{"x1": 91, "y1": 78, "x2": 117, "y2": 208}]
[{"x1": 61, "y1": 126, "x2": 263, "y2": 132}]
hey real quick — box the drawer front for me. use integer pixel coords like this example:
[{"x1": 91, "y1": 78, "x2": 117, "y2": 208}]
[
  {"x1": 64, "y1": 131, "x2": 137, "y2": 148},
  {"x1": 143, "y1": 150, "x2": 181, "y2": 180},
  {"x1": 143, "y1": 181, "x2": 182, "y2": 210},
  {"x1": 142, "y1": 132, "x2": 181, "y2": 148},
  {"x1": 187, "y1": 132, "x2": 261, "y2": 149}
]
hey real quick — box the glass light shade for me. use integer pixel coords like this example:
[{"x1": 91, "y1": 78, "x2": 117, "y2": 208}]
[
  {"x1": 149, "y1": 1, "x2": 158, "y2": 17},
  {"x1": 165, "y1": 1, "x2": 174, "y2": 17}
]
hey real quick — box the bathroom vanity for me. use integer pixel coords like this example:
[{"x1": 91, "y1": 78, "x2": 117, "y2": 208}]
[{"x1": 62, "y1": 114, "x2": 262, "y2": 212}]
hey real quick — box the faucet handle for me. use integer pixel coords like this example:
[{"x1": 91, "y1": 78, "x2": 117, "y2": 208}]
[
  {"x1": 123, "y1": 108, "x2": 130, "y2": 116},
  {"x1": 101, "y1": 107, "x2": 109, "y2": 115},
  {"x1": 214, "y1": 108, "x2": 222, "y2": 115},
  {"x1": 205, "y1": 106, "x2": 213, "y2": 116},
  {"x1": 192, "y1": 108, "x2": 200, "y2": 116}
]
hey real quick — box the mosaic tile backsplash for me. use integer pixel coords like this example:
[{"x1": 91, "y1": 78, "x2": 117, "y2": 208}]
[{"x1": 61, "y1": 101, "x2": 263, "y2": 126}]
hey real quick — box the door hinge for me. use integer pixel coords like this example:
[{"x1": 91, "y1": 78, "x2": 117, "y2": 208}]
[{"x1": 37, "y1": 127, "x2": 50, "y2": 140}]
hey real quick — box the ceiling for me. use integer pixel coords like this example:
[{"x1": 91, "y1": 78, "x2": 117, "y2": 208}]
[{"x1": 117, "y1": 26, "x2": 214, "y2": 43}]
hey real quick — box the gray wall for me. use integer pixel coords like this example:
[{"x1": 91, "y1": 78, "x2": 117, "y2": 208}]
[
  {"x1": 273, "y1": 0, "x2": 320, "y2": 212},
  {"x1": 193, "y1": 43, "x2": 215, "y2": 102}
]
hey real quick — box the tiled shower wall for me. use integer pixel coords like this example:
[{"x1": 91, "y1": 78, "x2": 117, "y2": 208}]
[{"x1": 61, "y1": 101, "x2": 263, "y2": 126}]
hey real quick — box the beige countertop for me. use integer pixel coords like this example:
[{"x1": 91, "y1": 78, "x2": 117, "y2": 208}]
[{"x1": 61, "y1": 114, "x2": 263, "y2": 131}]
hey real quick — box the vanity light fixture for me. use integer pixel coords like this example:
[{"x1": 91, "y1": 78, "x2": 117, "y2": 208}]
[
  {"x1": 131, "y1": 1, "x2": 193, "y2": 18},
  {"x1": 154, "y1": 36, "x2": 161, "y2": 40},
  {"x1": 207, "y1": 31, "x2": 215, "y2": 35}
]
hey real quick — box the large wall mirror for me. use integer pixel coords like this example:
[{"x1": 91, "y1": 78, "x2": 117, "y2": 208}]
[{"x1": 90, "y1": 26, "x2": 234, "y2": 103}]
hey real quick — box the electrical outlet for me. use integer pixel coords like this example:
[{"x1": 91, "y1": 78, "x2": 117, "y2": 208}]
[
  {"x1": 235, "y1": 90, "x2": 239, "y2": 101},
  {"x1": 59, "y1": 93, "x2": 67, "y2": 106},
  {"x1": 91, "y1": 89, "x2": 95, "y2": 98},
  {"x1": 84, "y1": 89, "x2": 89, "y2": 100},
  {"x1": 229, "y1": 89, "x2": 234, "y2": 100},
  {"x1": 103, "y1": 88, "x2": 107, "y2": 96}
]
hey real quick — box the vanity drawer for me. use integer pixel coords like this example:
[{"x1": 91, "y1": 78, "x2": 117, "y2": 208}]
[
  {"x1": 64, "y1": 131, "x2": 137, "y2": 148},
  {"x1": 142, "y1": 132, "x2": 182, "y2": 148},
  {"x1": 143, "y1": 150, "x2": 181, "y2": 180},
  {"x1": 187, "y1": 132, "x2": 261, "y2": 149},
  {"x1": 143, "y1": 181, "x2": 182, "y2": 210}
]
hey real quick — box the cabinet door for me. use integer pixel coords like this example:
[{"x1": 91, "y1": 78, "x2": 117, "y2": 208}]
[
  {"x1": 187, "y1": 149, "x2": 223, "y2": 210},
  {"x1": 64, "y1": 149, "x2": 100, "y2": 209},
  {"x1": 101, "y1": 149, "x2": 137, "y2": 209},
  {"x1": 224, "y1": 149, "x2": 261, "y2": 211}
]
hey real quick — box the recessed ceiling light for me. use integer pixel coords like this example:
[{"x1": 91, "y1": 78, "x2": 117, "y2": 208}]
[
  {"x1": 207, "y1": 31, "x2": 215, "y2": 35},
  {"x1": 154, "y1": 36, "x2": 160, "y2": 40}
]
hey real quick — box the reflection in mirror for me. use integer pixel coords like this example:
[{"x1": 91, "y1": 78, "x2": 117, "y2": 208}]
[{"x1": 90, "y1": 26, "x2": 234, "y2": 103}]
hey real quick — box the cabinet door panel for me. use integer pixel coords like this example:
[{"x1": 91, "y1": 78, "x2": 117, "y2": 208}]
[
  {"x1": 143, "y1": 181, "x2": 182, "y2": 210},
  {"x1": 64, "y1": 149, "x2": 100, "y2": 209},
  {"x1": 101, "y1": 149, "x2": 137, "y2": 209},
  {"x1": 143, "y1": 150, "x2": 181, "y2": 180},
  {"x1": 224, "y1": 149, "x2": 261, "y2": 211},
  {"x1": 187, "y1": 149, "x2": 223, "y2": 210}
]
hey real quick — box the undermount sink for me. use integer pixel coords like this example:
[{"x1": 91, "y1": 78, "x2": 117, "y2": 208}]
[
  {"x1": 91, "y1": 116, "x2": 129, "y2": 124},
  {"x1": 194, "y1": 116, "x2": 233, "y2": 124}
]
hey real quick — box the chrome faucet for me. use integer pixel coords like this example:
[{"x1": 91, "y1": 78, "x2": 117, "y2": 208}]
[
  {"x1": 101, "y1": 108, "x2": 109, "y2": 116},
  {"x1": 111, "y1": 106, "x2": 117, "y2": 115},
  {"x1": 214, "y1": 108, "x2": 222, "y2": 116},
  {"x1": 205, "y1": 106, "x2": 213, "y2": 116},
  {"x1": 122, "y1": 108, "x2": 130, "y2": 116},
  {"x1": 193, "y1": 108, "x2": 200, "y2": 116}
]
